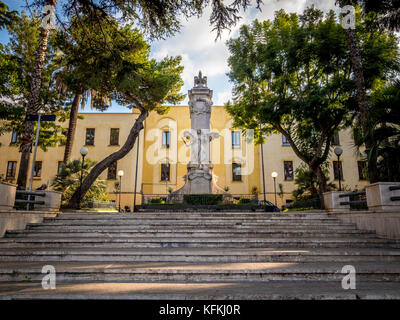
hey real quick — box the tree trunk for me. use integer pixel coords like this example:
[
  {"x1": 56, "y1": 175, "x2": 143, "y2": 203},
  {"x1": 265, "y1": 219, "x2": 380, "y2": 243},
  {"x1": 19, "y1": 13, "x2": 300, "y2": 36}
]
[
  {"x1": 63, "y1": 94, "x2": 81, "y2": 163},
  {"x1": 68, "y1": 108, "x2": 149, "y2": 208},
  {"x1": 338, "y1": 2, "x2": 380, "y2": 182},
  {"x1": 312, "y1": 165, "x2": 328, "y2": 209},
  {"x1": 16, "y1": 0, "x2": 57, "y2": 189}
]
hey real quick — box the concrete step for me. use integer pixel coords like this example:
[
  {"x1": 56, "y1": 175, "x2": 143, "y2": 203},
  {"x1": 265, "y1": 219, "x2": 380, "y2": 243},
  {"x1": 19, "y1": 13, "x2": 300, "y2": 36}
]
[
  {"x1": 43, "y1": 215, "x2": 344, "y2": 222},
  {"x1": 3, "y1": 230, "x2": 378, "y2": 238},
  {"x1": 1, "y1": 210, "x2": 399, "y2": 299},
  {"x1": 1, "y1": 247, "x2": 400, "y2": 262},
  {"x1": 25, "y1": 224, "x2": 360, "y2": 232},
  {"x1": 29, "y1": 219, "x2": 356, "y2": 226},
  {"x1": 2, "y1": 280, "x2": 400, "y2": 299},
  {"x1": 0, "y1": 237, "x2": 398, "y2": 248},
  {"x1": 55, "y1": 212, "x2": 331, "y2": 218},
  {"x1": 35, "y1": 221, "x2": 354, "y2": 229},
  {"x1": 0, "y1": 261, "x2": 399, "y2": 282}
]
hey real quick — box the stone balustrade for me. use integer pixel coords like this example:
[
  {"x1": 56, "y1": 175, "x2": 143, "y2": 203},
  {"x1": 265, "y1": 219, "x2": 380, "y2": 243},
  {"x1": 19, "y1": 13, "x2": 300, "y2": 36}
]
[
  {"x1": 322, "y1": 191, "x2": 350, "y2": 213},
  {"x1": 0, "y1": 181, "x2": 17, "y2": 211},
  {"x1": 366, "y1": 182, "x2": 400, "y2": 212},
  {"x1": 33, "y1": 190, "x2": 62, "y2": 213},
  {"x1": 324, "y1": 183, "x2": 400, "y2": 240},
  {"x1": 0, "y1": 185, "x2": 61, "y2": 237}
]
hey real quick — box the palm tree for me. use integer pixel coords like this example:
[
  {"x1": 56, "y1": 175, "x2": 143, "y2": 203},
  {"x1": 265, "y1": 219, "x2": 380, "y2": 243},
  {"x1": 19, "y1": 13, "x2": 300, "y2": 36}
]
[
  {"x1": 337, "y1": 0, "x2": 400, "y2": 182},
  {"x1": 52, "y1": 158, "x2": 108, "y2": 205},
  {"x1": 17, "y1": 0, "x2": 57, "y2": 189},
  {"x1": 55, "y1": 69, "x2": 110, "y2": 163},
  {"x1": 353, "y1": 81, "x2": 400, "y2": 181}
]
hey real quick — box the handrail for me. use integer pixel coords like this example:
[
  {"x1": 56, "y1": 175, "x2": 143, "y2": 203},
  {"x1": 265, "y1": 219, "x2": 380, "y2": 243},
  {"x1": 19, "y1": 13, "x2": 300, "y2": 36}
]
[
  {"x1": 340, "y1": 200, "x2": 367, "y2": 206},
  {"x1": 16, "y1": 191, "x2": 45, "y2": 197},
  {"x1": 339, "y1": 191, "x2": 366, "y2": 198},
  {"x1": 14, "y1": 199, "x2": 45, "y2": 205}
]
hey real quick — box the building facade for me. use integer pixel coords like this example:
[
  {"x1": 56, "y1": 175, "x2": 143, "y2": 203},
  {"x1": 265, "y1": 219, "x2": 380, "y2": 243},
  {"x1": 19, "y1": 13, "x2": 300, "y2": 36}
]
[{"x1": 0, "y1": 106, "x2": 369, "y2": 209}]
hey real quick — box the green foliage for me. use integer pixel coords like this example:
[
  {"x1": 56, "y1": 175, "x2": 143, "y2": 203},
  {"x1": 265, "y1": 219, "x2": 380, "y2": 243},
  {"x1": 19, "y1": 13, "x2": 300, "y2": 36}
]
[
  {"x1": 31, "y1": 0, "x2": 262, "y2": 40},
  {"x1": 225, "y1": 7, "x2": 399, "y2": 197},
  {"x1": 0, "y1": 11, "x2": 68, "y2": 148},
  {"x1": 52, "y1": 158, "x2": 108, "y2": 205},
  {"x1": 277, "y1": 183, "x2": 284, "y2": 200},
  {"x1": 183, "y1": 194, "x2": 223, "y2": 205},
  {"x1": 226, "y1": 8, "x2": 353, "y2": 157},
  {"x1": 359, "y1": 0, "x2": 400, "y2": 31},
  {"x1": 114, "y1": 181, "x2": 120, "y2": 193},
  {"x1": 353, "y1": 80, "x2": 400, "y2": 181},
  {"x1": 225, "y1": 8, "x2": 356, "y2": 198},
  {"x1": 284, "y1": 207, "x2": 314, "y2": 212},
  {"x1": 237, "y1": 197, "x2": 251, "y2": 204},
  {"x1": 150, "y1": 197, "x2": 165, "y2": 204},
  {"x1": 292, "y1": 164, "x2": 335, "y2": 201},
  {"x1": 55, "y1": 16, "x2": 185, "y2": 115},
  {"x1": 0, "y1": 1, "x2": 16, "y2": 30}
]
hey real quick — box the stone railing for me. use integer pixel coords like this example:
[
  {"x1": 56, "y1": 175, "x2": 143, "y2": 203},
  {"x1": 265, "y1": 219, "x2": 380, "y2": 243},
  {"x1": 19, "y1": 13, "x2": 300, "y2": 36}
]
[
  {"x1": 15, "y1": 190, "x2": 62, "y2": 212},
  {"x1": 323, "y1": 182, "x2": 400, "y2": 240},
  {"x1": 322, "y1": 191, "x2": 351, "y2": 213},
  {"x1": 323, "y1": 182, "x2": 400, "y2": 213},
  {"x1": 0, "y1": 181, "x2": 17, "y2": 211},
  {"x1": 365, "y1": 182, "x2": 400, "y2": 212},
  {"x1": 0, "y1": 183, "x2": 61, "y2": 237}
]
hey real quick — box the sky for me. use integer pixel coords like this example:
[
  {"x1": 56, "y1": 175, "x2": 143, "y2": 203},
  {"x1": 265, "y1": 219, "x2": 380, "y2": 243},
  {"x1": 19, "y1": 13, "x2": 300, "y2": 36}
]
[{"x1": 1, "y1": 0, "x2": 339, "y2": 112}]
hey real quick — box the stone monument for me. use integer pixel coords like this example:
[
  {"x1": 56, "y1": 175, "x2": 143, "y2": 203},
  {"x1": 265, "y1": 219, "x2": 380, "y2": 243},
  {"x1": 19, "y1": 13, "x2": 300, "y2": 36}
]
[{"x1": 171, "y1": 71, "x2": 225, "y2": 196}]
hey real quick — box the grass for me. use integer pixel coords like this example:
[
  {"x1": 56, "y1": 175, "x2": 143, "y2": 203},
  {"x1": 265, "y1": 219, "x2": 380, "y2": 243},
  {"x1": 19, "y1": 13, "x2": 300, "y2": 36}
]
[
  {"x1": 82, "y1": 208, "x2": 118, "y2": 212},
  {"x1": 283, "y1": 207, "x2": 314, "y2": 212}
]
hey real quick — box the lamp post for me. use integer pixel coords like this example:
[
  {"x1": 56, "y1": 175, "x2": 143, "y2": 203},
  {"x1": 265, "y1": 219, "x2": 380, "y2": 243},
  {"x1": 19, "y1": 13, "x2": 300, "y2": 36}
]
[
  {"x1": 117, "y1": 170, "x2": 124, "y2": 212},
  {"x1": 259, "y1": 121, "x2": 266, "y2": 203},
  {"x1": 133, "y1": 134, "x2": 140, "y2": 212},
  {"x1": 334, "y1": 147, "x2": 343, "y2": 191},
  {"x1": 271, "y1": 171, "x2": 278, "y2": 206},
  {"x1": 77, "y1": 147, "x2": 88, "y2": 210}
]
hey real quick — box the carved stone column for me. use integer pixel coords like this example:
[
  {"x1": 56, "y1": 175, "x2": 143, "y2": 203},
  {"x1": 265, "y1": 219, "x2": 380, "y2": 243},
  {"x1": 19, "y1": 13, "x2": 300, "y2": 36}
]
[{"x1": 171, "y1": 71, "x2": 224, "y2": 196}]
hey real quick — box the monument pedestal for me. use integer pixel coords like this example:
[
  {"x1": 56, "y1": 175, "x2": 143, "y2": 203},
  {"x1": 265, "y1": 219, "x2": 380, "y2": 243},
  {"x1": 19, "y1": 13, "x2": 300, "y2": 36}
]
[{"x1": 170, "y1": 71, "x2": 227, "y2": 199}]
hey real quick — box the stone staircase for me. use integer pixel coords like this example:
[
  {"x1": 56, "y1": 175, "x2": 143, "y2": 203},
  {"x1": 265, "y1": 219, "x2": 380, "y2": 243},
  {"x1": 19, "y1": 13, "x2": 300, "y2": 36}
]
[{"x1": 0, "y1": 211, "x2": 400, "y2": 299}]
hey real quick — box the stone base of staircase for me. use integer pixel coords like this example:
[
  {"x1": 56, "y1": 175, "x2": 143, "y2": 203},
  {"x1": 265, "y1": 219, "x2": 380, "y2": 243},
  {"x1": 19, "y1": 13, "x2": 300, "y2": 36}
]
[
  {"x1": 0, "y1": 211, "x2": 400, "y2": 299},
  {"x1": 1, "y1": 280, "x2": 400, "y2": 300}
]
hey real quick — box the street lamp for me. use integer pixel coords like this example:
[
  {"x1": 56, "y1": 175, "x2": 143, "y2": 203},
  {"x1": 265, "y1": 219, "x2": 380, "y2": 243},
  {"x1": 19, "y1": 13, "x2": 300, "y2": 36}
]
[
  {"x1": 78, "y1": 147, "x2": 88, "y2": 210},
  {"x1": 259, "y1": 121, "x2": 266, "y2": 203},
  {"x1": 271, "y1": 171, "x2": 278, "y2": 206},
  {"x1": 334, "y1": 147, "x2": 343, "y2": 191},
  {"x1": 117, "y1": 170, "x2": 124, "y2": 212}
]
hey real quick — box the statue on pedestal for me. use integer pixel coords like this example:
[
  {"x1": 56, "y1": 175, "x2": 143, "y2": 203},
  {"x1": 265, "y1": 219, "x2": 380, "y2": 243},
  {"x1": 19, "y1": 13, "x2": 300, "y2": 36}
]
[{"x1": 170, "y1": 71, "x2": 226, "y2": 196}]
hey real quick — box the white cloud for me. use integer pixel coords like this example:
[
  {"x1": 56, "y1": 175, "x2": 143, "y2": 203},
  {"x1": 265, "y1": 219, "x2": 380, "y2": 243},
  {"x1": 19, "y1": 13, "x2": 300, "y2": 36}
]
[
  {"x1": 215, "y1": 89, "x2": 233, "y2": 106},
  {"x1": 149, "y1": 0, "x2": 338, "y2": 107}
]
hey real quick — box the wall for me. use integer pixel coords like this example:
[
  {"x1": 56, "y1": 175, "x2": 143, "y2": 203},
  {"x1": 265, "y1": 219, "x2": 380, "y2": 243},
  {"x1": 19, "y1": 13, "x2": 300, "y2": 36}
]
[
  {"x1": 0, "y1": 108, "x2": 370, "y2": 209},
  {"x1": 332, "y1": 211, "x2": 400, "y2": 240},
  {"x1": 141, "y1": 106, "x2": 261, "y2": 196},
  {"x1": 0, "y1": 210, "x2": 57, "y2": 237},
  {"x1": 0, "y1": 113, "x2": 143, "y2": 211}
]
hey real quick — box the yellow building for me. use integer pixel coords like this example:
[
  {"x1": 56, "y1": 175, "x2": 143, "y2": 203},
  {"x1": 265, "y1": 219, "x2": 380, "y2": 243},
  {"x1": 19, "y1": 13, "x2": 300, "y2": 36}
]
[{"x1": 0, "y1": 106, "x2": 369, "y2": 209}]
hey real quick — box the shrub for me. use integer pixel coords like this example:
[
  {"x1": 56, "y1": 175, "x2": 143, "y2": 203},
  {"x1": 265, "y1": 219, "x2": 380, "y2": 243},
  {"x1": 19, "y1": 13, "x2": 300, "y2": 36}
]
[
  {"x1": 52, "y1": 158, "x2": 108, "y2": 205},
  {"x1": 150, "y1": 197, "x2": 165, "y2": 204},
  {"x1": 183, "y1": 194, "x2": 223, "y2": 205},
  {"x1": 237, "y1": 197, "x2": 251, "y2": 204}
]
